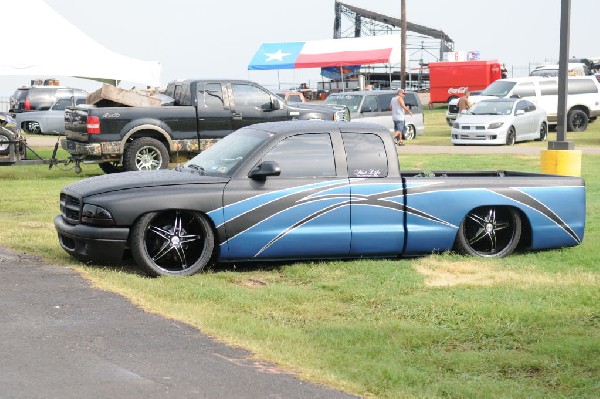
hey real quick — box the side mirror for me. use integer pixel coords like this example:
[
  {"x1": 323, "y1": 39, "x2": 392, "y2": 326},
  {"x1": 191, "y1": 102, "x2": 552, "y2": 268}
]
[
  {"x1": 39, "y1": 106, "x2": 50, "y2": 111},
  {"x1": 515, "y1": 109, "x2": 525, "y2": 116},
  {"x1": 271, "y1": 98, "x2": 281, "y2": 110},
  {"x1": 361, "y1": 106, "x2": 373, "y2": 113},
  {"x1": 248, "y1": 161, "x2": 281, "y2": 179}
]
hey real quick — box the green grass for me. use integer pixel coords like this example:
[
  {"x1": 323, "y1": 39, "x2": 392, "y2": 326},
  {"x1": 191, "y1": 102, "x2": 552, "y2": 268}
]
[{"x1": 2, "y1": 114, "x2": 599, "y2": 398}]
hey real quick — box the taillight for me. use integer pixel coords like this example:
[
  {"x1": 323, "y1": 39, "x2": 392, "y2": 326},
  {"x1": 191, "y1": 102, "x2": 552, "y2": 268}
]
[
  {"x1": 87, "y1": 116, "x2": 100, "y2": 134},
  {"x1": 24, "y1": 99, "x2": 31, "y2": 110}
]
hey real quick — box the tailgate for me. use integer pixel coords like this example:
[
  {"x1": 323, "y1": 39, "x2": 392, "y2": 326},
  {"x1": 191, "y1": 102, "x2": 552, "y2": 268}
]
[{"x1": 64, "y1": 106, "x2": 90, "y2": 142}]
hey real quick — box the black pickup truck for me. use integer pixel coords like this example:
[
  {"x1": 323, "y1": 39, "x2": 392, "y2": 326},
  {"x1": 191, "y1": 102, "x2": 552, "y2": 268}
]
[{"x1": 62, "y1": 80, "x2": 347, "y2": 173}]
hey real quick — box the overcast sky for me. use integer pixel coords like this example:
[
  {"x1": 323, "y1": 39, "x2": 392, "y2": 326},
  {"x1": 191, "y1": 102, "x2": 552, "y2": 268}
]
[{"x1": 1, "y1": 0, "x2": 597, "y2": 96}]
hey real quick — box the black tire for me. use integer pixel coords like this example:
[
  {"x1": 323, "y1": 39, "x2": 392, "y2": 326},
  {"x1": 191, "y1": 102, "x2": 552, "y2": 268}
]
[
  {"x1": 0, "y1": 128, "x2": 15, "y2": 155},
  {"x1": 131, "y1": 210, "x2": 215, "y2": 277},
  {"x1": 405, "y1": 124, "x2": 416, "y2": 141},
  {"x1": 505, "y1": 126, "x2": 516, "y2": 146},
  {"x1": 454, "y1": 207, "x2": 521, "y2": 258},
  {"x1": 123, "y1": 137, "x2": 169, "y2": 172},
  {"x1": 567, "y1": 109, "x2": 588, "y2": 132},
  {"x1": 99, "y1": 162, "x2": 125, "y2": 174},
  {"x1": 536, "y1": 122, "x2": 548, "y2": 141}
]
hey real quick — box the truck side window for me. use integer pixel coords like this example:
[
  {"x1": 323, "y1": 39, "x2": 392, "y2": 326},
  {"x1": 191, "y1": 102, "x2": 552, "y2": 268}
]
[
  {"x1": 260, "y1": 133, "x2": 335, "y2": 177},
  {"x1": 361, "y1": 96, "x2": 378, "y2": 112},
  {"x1": 201, "y1": 83, "x2": 224, "y2": 108},
  {"x1": 231, "y1": 83, "x2": 271, "y2": 110},
  {"x1": 540, "y1": 81, "x2": 558, "y2": 96},
  {"x1": 52, "y1": 98, "x2": 72, "y2": 111},
  {"x1": 568, "y1": 78, "x2": 598, "y2": 95},
  {"x1": 342, "y1": 133, "x2": 388, "y2": 178},
  {"x1": 512, "y1": 82, "x2": 535, "y2": 98},
  {"x1": 377, "y1": 93, "x2": 395, "y2": 111}
]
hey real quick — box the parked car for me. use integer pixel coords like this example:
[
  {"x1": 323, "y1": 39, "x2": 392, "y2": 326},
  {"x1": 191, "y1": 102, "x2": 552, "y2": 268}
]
[
  {"x1": 15, "y1": 94, "x2": 87, "y2": 134},
  {"x1": 61, "y1": 80, "x2": 347, "y2": 174},
  {"x1": 323, "y1": 90, "x2": 424, "y2": 139},
  {"x1": 54, "y1": 120, "x2": 585, "y2": 277},
  {"x1": 451, "y1": 98, "x2": 548, "y2": 146},
  {"x1": 529, "y1": 63, "x2": 591, "y2": 77},
  {"x1": 9, "y1": 86, "x2": 87, "y2": 114},
  {"x1": 447, "y1": 76, "x2": 600, "y2": 131}
]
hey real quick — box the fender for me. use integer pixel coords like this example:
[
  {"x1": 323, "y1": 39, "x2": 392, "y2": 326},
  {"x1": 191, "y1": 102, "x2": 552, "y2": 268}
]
[{"x1": 120, "y1": 123, "x2": 174, "y2": 153}]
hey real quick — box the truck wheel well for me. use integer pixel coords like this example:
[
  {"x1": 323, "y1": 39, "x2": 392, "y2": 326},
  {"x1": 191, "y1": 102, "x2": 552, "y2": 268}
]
[
  {"x1": 126, "y1": 130, "x2": 169, "y2": 148},
  {"x1": 515, "y1": 208, "x2": 532, "y2": 251},
  {"x1": 568, "y1": 105, "x2": 590, "y2": 116},
  {"x1": 20, "y1": 120, "x2": 41, "y2": 134}
]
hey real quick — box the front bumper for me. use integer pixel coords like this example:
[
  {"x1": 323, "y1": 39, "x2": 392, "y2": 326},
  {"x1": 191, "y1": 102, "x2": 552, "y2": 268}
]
[
  {"x1": 54, "y1": 215, "x2": 130, "y2": 263},
  {"x1": 450, "y1": 128, "x2": 507, "y2": 145}
]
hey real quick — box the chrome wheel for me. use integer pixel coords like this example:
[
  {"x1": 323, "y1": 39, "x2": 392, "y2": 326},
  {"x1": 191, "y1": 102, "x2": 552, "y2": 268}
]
[
  {"x1": 455, "y1": 207, "x2": 521, "y2": 258},
  {"x1": 124, "y1": 137, "x2": 169, "y2": 171},
  {"x1": 405, "y1": 124, "x2": 416, "y2": 140},
  {"x1": 131, "y1": 210, "x2": 214, "y2": 276}
]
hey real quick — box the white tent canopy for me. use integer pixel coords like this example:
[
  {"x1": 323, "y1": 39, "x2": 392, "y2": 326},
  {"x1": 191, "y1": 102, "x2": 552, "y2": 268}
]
[{"x1": 2, "y1": 0, "x2": 161, "y2": 87}]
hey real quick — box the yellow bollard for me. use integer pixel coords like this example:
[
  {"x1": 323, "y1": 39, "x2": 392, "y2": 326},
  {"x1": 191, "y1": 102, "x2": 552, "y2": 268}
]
[{"x1": 540, "y1": 149, "x2": 582, "y2": 176}]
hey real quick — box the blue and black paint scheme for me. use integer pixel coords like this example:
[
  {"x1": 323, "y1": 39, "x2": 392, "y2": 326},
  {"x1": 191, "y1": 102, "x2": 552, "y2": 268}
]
[
  {"x1": 207, "y1": 176, "x2": 584, "y2": 260},
  {"x1": 54, "y1": 120, "x2": 585, "y2": 276}
]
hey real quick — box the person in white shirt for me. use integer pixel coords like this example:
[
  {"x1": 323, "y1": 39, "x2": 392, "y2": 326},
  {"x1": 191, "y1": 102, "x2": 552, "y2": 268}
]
[{"x1": 390, "y1": 89, "x2": 413, "y2": 146}]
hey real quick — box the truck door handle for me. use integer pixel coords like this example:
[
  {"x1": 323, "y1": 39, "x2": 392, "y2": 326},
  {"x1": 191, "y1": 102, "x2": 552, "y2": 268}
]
[{"x1": 232, "y1": 112, "x2": 243, "y2": 120}]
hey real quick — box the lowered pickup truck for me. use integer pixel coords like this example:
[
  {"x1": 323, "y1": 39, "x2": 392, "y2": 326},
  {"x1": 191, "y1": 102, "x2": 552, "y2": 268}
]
[
  {"x1": 55, "y1": 120, "x2": 586, "y2": 277},
  {"x1": 62, "y1": 80, "x2": 347, "y2": 173}
]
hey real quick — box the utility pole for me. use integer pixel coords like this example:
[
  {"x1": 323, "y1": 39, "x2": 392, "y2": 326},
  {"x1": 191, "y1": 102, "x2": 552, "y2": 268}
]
[
  {"x1": 552, "y1": 0, "x2": 572, "y2": 149},
  {"x1": 400, "y1": 0, "x2": 407, "y2": 90}
]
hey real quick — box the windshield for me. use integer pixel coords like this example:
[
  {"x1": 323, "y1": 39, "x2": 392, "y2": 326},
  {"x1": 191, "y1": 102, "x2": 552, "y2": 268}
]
[
  {"x1": 480, "y1": 80, "x2": 517, "y2": 97},
  {"x1": 530, "y1": 69, "x2": 558, "y2": 77},
  {"x1": 470, "y1": 101, "x2": 514, "y2": 116},
  {"x1": 183, "y1": 128, "x2": 273, "y2": 176},
  {"x1": 324, "y1": 94, "x2": 364, "y2": 112}
]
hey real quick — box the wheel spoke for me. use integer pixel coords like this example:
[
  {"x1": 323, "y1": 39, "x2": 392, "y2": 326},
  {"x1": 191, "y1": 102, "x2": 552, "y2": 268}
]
[
  {"x1": 149, "y1": 225, "x2": 170, "y2": 240},
  {"x1": 152, "y1": 240, "x2": 174, "y2": 262},
  {"x1": 467, "y1": 213, "x2": 487, "y2": 227},
  {"x1": 468, "y1": 228, "x2": 488, "y2": 245}
]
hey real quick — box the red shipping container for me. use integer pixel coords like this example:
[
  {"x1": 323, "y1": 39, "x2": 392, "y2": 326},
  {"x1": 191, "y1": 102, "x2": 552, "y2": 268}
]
[{"x1": 428, "y1": 60, "x2": 502, "y2": 104}]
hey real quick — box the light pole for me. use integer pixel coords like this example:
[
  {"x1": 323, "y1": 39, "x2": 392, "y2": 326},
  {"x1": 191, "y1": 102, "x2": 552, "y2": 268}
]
[
  {"x1": 540, "y1": 0, "x2": 581, "y2": 176},
  {"x1": 400, "y1": 0, "x2": 407, "y2": 90}
]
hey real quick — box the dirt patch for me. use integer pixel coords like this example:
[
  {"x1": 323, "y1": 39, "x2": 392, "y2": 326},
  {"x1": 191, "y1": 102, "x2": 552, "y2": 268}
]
[{"x1": 413, "y1": 257, "x2": 598, "y2": 287}]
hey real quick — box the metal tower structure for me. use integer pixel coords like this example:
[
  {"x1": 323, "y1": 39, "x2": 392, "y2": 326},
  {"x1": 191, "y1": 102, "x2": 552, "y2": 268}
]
[{"x1": 333, "y1": 1, "x2": 454, "y2": 89}]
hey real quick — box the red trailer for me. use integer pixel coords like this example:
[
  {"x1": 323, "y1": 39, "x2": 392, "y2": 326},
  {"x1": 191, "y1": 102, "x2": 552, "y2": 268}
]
[{"x1": 428, "y1": 60, "x2": 503, "y2": 104}]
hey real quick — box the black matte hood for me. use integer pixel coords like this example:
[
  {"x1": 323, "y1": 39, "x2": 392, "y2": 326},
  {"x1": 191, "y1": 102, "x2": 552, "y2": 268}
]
[{"x1": 63, "y1": 169, "x2": 229, "y2": 197}]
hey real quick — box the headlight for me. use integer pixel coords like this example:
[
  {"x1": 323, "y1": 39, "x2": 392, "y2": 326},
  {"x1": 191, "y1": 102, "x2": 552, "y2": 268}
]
[
  {"x1": 82, "y1": 204, "x2": 115, "y2": 225},
  {"x1": 452, "y1": 122, "x2": 459, "y2": 128},
  {"x1": 488, "y1": 122, "x2": 504, "y2": 129}
]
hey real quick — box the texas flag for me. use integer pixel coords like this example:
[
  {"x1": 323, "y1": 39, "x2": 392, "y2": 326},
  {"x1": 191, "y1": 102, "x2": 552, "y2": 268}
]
[{"x1": 248, "y1": 35, "x2": 402, "y2": 70}]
